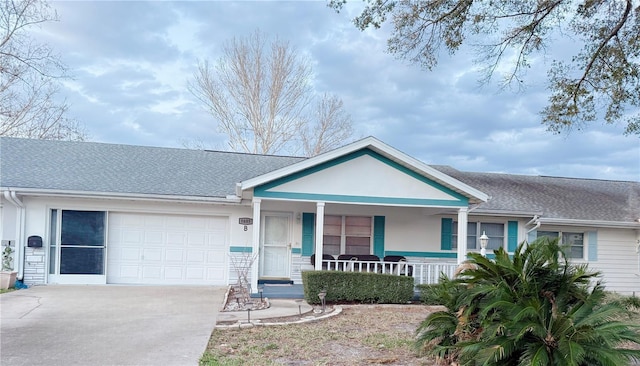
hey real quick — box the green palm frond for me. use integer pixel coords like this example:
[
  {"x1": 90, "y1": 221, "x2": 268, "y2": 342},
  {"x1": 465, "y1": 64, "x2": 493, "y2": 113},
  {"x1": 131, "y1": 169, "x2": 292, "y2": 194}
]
[{"x1": 415, "y1": 237, "x2": 640, "y2": 365}]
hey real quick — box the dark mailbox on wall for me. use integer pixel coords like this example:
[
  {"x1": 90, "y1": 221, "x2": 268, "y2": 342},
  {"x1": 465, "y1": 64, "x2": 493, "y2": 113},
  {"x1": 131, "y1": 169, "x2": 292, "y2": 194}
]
[{"x1": 27, "y1": 235, "x2": 43, "y2": 248}]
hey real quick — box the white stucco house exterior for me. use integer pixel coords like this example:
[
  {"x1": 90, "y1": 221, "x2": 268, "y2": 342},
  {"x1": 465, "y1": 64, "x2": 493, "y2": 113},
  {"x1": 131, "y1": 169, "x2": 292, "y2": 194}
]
[{"x1": 1, "y1": 136, "x2": 639, "y2": 294}]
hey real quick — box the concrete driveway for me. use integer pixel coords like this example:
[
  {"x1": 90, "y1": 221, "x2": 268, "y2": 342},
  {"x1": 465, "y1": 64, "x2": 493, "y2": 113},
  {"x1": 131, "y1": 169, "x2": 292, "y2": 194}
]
[{"x1": 1, "y1": 285, "x2": 226, "y2": 366}]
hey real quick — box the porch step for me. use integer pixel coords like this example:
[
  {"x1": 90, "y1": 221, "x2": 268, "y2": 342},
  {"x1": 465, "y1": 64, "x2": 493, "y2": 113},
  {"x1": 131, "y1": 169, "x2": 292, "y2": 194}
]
[
  {"x1": 258, "y1": 279, "x2": 294, "y2": 285},
  {"x1": 252, "y1": 283, "x2": 304, "y2": 299}
]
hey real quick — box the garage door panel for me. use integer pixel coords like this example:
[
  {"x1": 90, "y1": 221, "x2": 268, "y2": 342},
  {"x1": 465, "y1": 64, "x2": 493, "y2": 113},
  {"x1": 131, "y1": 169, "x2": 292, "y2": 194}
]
[
  {"x1": 187, "y1": 250, "x2": 205, "y2": 262},
  {"x1": 144, "y1": 215, "x2": 165, "y2": 227},
  {"x1": 165, "y1": 249, "x2": 184, "y2": 262},
  {"x1": 164, "y1": 267, "x2": 184, "y2": 279},
  {"x1": 207, "y1": 251, "x2": 225, "y2": 264},
  {"x1": 143, "y1": 248, "x2": 162, "y2": 262},
  {"x1": 187, "y1": 217, "x2": 208, "y2": 229},
  {"x1": 121, "y1": 247, "x2": 140, "y2": 261},
  {"x1": 144, "y1": 231, "x2": 164, "y2": 245},
  {"x1": 188, "y1": 233, "x2": 206, "y2": 246},
  {"x1": 167, "y1": 232, "x2": 186, "y2": 245},
  {"x1": 207, "y1": 267, "x2": 224, "y2": 279},
  {"x1": 165, "y1": 217, "x2": 186, "y2": 229},
  {"x1": 186, "y1": 267, "x2": 204, "y2": 279},
  {"x1": 108, "y1": 212, "x2": 228, "y2": 285},
  {"x1": 118, "y1": 265, "x2": 140, "y2": 278}
]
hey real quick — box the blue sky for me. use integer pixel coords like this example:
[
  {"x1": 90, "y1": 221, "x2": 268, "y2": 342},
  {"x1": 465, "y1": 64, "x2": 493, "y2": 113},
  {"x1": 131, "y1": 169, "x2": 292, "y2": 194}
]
[{"x1": 38, "y1": 1, "x2": 639, "y2": 181}]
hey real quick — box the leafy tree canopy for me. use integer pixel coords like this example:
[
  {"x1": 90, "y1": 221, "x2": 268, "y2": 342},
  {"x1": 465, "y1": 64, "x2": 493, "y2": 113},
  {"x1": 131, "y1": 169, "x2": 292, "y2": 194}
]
[{"x1": 329, "y1": 0, "x2": 640, "y2": 136}]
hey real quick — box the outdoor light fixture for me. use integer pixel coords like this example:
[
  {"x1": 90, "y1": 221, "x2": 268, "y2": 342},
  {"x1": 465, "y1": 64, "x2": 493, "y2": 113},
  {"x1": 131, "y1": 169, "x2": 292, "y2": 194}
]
[
  {"x1": 318, "y1": 289, "x2": 327, "y2": 313},
  {"x1": 246, "y1": 301, "x2": 254, "y2": 323},
  {"x1": 296, "y1": 299, "x2": 303, "y2": 316},
  {"x1": 480, "y1": 231, "x2": 489, "y2": 257}
]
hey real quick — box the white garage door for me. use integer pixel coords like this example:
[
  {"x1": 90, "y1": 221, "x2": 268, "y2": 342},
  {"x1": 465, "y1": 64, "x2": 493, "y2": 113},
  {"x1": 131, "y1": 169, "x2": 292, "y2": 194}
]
[{"x1": 107, "y1": 212, "x2": 228, "y2": 285}]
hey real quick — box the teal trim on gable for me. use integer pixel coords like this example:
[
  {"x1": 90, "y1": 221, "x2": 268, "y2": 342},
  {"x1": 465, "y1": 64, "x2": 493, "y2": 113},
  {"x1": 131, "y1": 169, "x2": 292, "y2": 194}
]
[
  {"x1": 441, "y1": 218, "x2": 453, "y2": 250},
  {"x1": 254, "y1": 149, "x2": 469, "y2": 206},
  {"x1": 230, "y1": 246, "x2": 252, "y2": 253},
  {"x1": 507, "y1": 221, "x2": 518, "y2": 252},
  {"x1": 587, "y1": 231, "x2": 598, "y2": 261},
  {"x1": 373, "y1": 216, "x2": 385, "y2": 258},
  {"x1": 291, "y1": 248, "x2": 301, "y2": 254},
  {"x1": 302, "y1": 212, "x2": 315, "y2": 256},
  {"x1": 252, "y1": 191, "x2": 465, "y2": 206},
  {"x1": 384, "y1": 251, "x2": 458, "y2": 259}
]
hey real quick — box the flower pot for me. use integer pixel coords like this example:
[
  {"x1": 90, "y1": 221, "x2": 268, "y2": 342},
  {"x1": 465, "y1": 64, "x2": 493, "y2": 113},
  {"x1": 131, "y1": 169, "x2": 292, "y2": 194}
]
[{"x1": 0, "y1": 271, "x2": 17, "y2": 290}]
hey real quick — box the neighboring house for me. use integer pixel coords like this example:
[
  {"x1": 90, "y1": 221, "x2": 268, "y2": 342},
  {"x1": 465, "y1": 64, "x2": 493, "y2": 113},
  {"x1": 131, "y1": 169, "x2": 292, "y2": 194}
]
[{"x1": 1, "y1": 137, "x2": 639, "y2": 294}]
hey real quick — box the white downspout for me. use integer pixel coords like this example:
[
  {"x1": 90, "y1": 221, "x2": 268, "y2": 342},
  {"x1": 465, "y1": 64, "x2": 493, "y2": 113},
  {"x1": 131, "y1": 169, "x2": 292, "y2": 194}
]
[{"x1": 3, "y1": 190, "x2": 25, "y2": 280}]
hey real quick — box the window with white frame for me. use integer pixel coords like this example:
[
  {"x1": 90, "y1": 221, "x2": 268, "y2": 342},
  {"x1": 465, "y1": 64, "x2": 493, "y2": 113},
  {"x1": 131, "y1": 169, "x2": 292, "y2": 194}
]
[
  {"x1": 323, "y1": 215, "x2": 372, "y2": 255},
  {"x1": 452, "y1": 221, "x2": 505, "y2": 250},
  {"x1": 537, "y1": 231, "x2": 584, "y2": 259}
]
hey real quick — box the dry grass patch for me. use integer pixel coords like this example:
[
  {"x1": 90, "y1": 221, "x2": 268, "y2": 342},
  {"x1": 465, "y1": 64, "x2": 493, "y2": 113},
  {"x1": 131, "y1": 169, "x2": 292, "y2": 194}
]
[{"x1": 201, "y1": 305, "x2": 438, "y2": 366}]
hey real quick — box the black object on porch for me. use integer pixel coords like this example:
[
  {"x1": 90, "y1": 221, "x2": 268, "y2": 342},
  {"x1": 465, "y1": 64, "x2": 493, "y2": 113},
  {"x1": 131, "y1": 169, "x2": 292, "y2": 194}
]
[
  {"x1": 383, "y1": 255, "x2": 414, "y2": 277},
  {"x1": 310, "y1": 254, "x2": 335, "y2": 270}
]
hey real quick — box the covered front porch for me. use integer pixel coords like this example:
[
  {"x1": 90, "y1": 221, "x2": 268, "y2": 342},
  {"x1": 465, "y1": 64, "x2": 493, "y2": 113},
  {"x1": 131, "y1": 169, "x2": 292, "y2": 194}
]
[{"x1": 237, "y1": 139, "x2": 489, "y2": 294}]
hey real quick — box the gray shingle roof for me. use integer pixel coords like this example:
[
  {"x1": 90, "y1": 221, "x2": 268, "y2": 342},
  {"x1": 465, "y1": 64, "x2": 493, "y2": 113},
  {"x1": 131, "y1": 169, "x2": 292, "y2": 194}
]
[
  {"x1": 432, "y1": 165, "x2": 640, "y2": 223},
  {"x1": 2, "y1": 137, "x2": 638, "y2": 223},
  {"x1": 0, "y1": 137, "x2": 304, "y2": 198}
]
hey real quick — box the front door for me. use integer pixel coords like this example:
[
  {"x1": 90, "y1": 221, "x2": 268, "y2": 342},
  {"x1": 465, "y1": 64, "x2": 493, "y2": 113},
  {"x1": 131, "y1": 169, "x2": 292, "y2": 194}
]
[
  {"x1": 48, "y1": 209, "x2": 107, "y2": 284},
  {"x1": 260, "y1": 213, "x2": 291, "y2": 278}
]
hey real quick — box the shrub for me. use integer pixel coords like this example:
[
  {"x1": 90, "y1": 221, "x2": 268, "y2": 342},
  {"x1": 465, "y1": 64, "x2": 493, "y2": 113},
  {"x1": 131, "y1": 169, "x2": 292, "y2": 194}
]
[
  {"x1": 302, "y1": 271, "x2": 414, "y2": 304},
  {"x1": 415, "y1": 237, "x2": 640, "y2": 365}
]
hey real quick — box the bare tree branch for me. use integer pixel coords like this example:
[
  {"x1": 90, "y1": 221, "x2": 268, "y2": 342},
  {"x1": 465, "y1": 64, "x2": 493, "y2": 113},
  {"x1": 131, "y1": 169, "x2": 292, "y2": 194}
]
[
  {"x1": 302, "y1": 94, "x2": 354, "y2": 156},
  {"x1": 189, "y1": 29, "x2": 355, "y2": 155},
  {"x1": 0, "y1": 0, "x2": 85, "y2": 141}
]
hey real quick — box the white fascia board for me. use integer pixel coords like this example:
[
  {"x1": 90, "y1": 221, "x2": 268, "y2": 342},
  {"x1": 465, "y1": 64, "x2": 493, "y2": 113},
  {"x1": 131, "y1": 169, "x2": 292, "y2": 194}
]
[
  {"x1": 1, "y1": 187, "x2": 244, "y2": 205},
  {"x1": 240, "y1": 136, "x2": 489, "y2": 203},
  {"x1": 538, "y1": 217, "x2": 640, "y2": 229}
]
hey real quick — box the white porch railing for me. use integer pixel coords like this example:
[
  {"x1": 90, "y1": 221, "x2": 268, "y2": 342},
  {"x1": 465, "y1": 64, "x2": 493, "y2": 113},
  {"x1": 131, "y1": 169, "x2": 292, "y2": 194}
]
[{"x1": 319, "y1": 259, "x2": 458, "y2": 285}]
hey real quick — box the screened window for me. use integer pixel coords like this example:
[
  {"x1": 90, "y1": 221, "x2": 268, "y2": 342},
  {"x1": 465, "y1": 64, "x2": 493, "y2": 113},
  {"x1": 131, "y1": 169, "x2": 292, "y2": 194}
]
[
  {"x1": 453, "y1": 222, "x2": 505, "y2": 250},
  {"x1": 538, "y1": 231, "x2": 584, "y2": 259},
  {"x1": 323, "y1": 215, "x2": 372, "y2": 255},
  {"x1": 50, "y1": 209, "x2": 106, "y2": 275}
]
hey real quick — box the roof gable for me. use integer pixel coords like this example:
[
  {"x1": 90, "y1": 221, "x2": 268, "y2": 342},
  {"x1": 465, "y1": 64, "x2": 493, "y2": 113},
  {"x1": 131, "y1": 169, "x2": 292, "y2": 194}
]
[
  {"x1": 254, "y1": 149, "x2": 468, "y2": 206},
  {"x1": 242, "y1": 136, "x2": 488, "y2": 204}
]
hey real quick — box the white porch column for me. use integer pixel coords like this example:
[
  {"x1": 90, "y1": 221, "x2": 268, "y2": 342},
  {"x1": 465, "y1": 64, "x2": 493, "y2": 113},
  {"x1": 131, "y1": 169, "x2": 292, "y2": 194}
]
[
  {"x1": 457, "y1": 207, "x2": 468, "y2": 264},
  {"x1": 314, "y1": 202, "x2": 325, "y2": 270},
  {"x1": 250, "y1": 198, "x2": 261, "y2": 293}
]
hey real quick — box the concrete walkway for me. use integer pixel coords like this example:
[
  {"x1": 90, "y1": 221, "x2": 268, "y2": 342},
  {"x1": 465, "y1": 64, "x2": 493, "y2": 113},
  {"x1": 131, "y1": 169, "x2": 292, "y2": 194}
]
[
  {"x1": 0, "y1": 285, "x2": 225, "y2": 366},
  {"x1": 216, "y1": 298, "x2": 314, "y2": 324}
]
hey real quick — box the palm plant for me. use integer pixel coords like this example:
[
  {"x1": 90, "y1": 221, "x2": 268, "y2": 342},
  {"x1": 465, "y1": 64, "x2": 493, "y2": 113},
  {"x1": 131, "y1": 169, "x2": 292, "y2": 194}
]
[{"x1": 416, "y1": 237, "x2": 640, "y2": 365}]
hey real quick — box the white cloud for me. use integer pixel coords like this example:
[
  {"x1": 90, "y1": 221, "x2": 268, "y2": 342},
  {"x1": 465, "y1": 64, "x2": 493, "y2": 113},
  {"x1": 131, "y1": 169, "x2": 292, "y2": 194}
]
[{"x1": 36, "y1": 1, "x2": 639, "y2": 182}]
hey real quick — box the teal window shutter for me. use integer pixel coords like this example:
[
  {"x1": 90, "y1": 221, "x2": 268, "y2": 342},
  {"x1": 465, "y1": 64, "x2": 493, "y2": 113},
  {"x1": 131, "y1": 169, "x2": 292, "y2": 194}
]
[
  {"x1": 507, "y1": 221, "x2": 518, "y2": 252},
  {"x1": 302, "y1": 213, "x2": 315, "y2": 256},
  {"x1": 373, "y1": 216, "x2": 385, "y2": 258},
  {"x1": 587, "y1": 231, "x2": 597, "y2": 261},
  {"x1": 441, "y1": 218, "x2": 453, "y2": 250}
]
